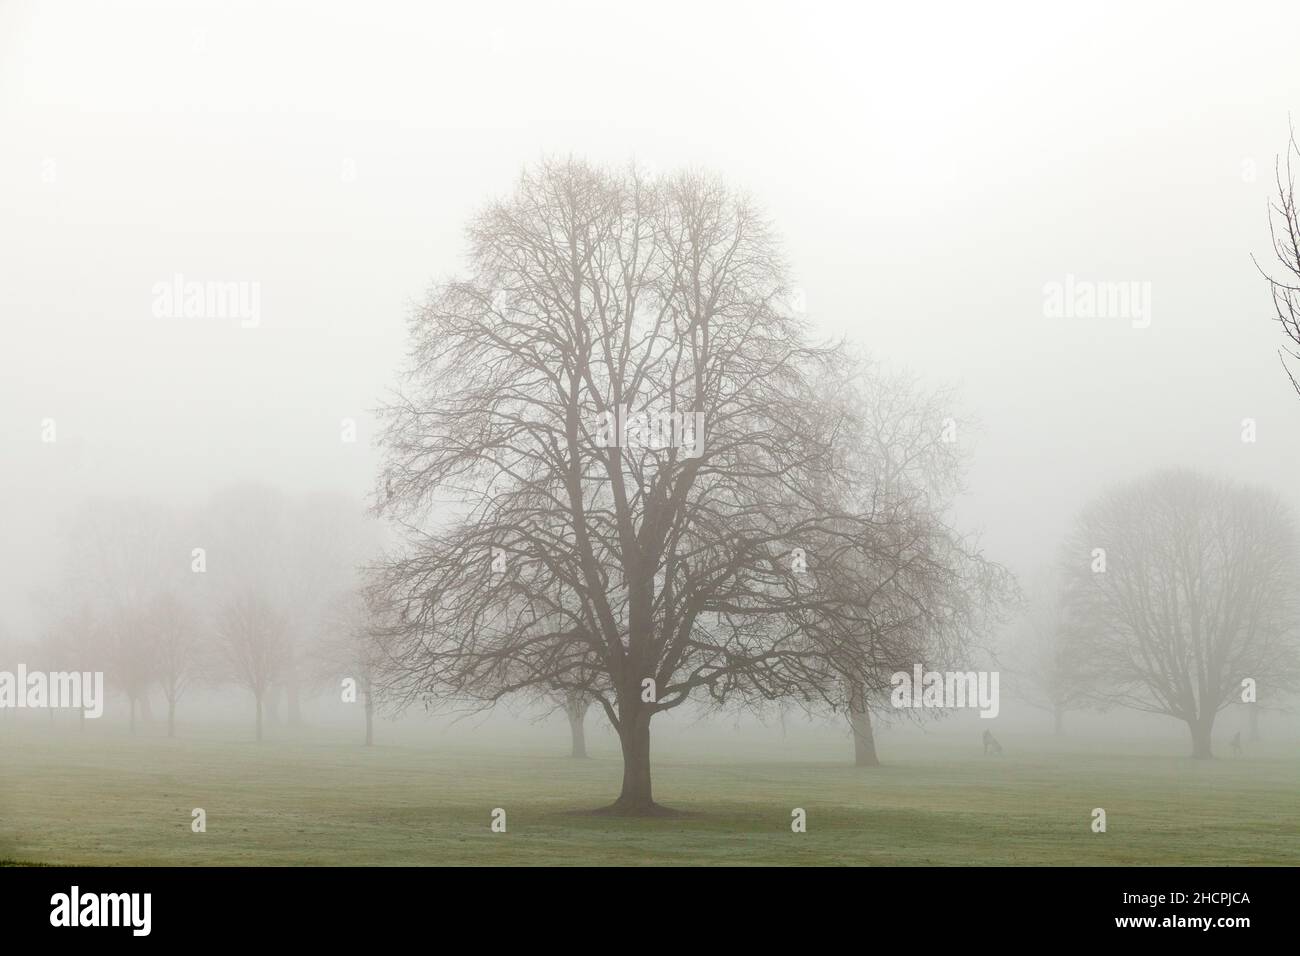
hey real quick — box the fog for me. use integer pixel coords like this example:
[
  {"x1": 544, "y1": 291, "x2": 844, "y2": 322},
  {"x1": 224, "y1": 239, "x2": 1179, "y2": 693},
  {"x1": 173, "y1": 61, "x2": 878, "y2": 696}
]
[{"x1": 2, "y1": 1, "x2": 1300, "y2": 866}]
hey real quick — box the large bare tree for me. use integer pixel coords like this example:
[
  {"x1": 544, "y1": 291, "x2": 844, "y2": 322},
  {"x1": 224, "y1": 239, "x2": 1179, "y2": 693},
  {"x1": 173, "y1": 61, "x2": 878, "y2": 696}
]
[
  {"x1": 373, "y1": 159, "x2": 948, "y2": 813},
  {"x1": 1061, "y1": 470, "x2": 1300, "y2": 758}
]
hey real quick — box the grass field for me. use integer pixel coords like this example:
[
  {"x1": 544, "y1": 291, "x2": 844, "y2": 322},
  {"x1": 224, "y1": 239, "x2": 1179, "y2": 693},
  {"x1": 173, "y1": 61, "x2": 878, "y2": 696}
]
[{"x1": 2, "y1": 722, "x2": 1297, "y2": 866}]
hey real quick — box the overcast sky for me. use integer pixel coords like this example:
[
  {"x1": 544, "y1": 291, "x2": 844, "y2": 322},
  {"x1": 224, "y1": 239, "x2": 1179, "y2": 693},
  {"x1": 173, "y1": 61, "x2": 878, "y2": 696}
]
[{"x1": 3, "y1": 0, "x2": 1300, "y2": 633}]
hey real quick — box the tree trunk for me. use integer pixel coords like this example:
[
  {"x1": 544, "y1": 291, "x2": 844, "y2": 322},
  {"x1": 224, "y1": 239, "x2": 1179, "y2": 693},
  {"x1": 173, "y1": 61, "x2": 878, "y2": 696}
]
[
  {"x1": 849, "y1": 701, "x2": 880, "y2": 767},
  {"x1": 609, "y1": 714, "x2": 655, "y2": 813},
  {"x1": 1190, "y1": 712, "x2": 1214, "y2": 759},
  {"x1": 1053, "y1": 705, "x2": 1064, "y2": 736},
  {"x1": 167, "y1": 699, "x2": 176, "y2": 738},
  {"x1": 844, "y1": 681, "x2": 879, "y2": 767},
  {"x1": 255, "y1": 693, "x2": 264, "y2": 742},
  {"x1": 603, "y1": 612, "x2": 660, "y2": 814},
  {"x1": 568, "y1": 707, "x2": 589, "y2": 758},
  {"x1": 364, "y1": 691, "x2": 374, "y2": 747},
  {"x1": 1248, "y1": 706, "x2": 1260, "y2": 742}
]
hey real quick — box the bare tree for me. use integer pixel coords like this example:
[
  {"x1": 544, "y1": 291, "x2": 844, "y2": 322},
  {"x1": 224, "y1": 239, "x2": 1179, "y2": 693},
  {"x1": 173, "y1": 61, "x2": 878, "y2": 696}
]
[
  {"x1": 560, "y1": 689, "x2": 594, "y2": 758},
  {"x1": 1061, "y1": 470, "x2": 1300, "y2": 758},
  {"x1": 815, "y1": 358, "x2": 1009, "y2": 766},
  {"x1": 60, "y1": 499, "x2": 180, "y2": 730},
  {"x1": 1003, "y1": 573, "x2": 1096, "y2": 736},
  {"x1": 214, "y1": 590, "x2": 290, "y2": 742},
  {"x1": 318, "y1": 584, "x2": 386, "y2": 747},
  {"x1": 372, "y1": 159, "x2": 951, "y2": 813},
  {"x1": 148, "y1": 590, "x2": 199, "y2": 737},
  {"x1": 1257, "y1": 123, "x2": 1300, "y2": 395},
  {"x1": 28, "y1": 598, "x2": 101, "y2": 728},
  {"x1": 287, "y1": 493, "x2": 382, "y2": 725},
  {"x1": 202, "y1": 484, "x2": 292, "y2": 728},
  {"x1": 1254, "y1": 124, "x2": 1300, "y2": 740},
  {"x1": 106, "y1": 604, "x2": 156, "y2": 734}
]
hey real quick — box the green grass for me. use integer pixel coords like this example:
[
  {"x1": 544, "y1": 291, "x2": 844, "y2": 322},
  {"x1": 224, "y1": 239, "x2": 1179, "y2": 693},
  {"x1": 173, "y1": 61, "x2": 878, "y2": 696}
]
[{"x1": 2, "y1": 724, "x2": 1297, "y2": 865}]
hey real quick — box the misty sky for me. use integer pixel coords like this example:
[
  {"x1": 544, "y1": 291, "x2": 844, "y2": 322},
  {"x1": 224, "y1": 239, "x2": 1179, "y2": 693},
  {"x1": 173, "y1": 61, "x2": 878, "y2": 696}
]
[{"x1": 3, "y1": 0, "x2": 1300, "y2": 636}]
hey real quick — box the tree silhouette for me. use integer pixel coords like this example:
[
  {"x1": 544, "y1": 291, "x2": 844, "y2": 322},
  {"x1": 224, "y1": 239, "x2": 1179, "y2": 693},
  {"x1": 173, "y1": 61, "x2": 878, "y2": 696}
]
[
  {"x1": 372, "y1": 159, "x2": 1002, "y2": 811},
  {"x1": 1061, "y1": 470, "x2": 1300, "y2": 758}
]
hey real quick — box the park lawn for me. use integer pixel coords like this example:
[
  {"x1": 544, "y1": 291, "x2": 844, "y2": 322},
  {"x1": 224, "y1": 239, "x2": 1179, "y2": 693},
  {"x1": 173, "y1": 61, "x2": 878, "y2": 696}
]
[{"x1": 1, "y1": 726, "x2": 1296, "y2": 866}]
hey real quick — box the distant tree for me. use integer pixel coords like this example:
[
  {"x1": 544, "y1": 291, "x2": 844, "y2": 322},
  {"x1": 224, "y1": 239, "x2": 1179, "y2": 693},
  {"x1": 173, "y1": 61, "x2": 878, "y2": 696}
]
[
  {"x1": 287, "y1": 493, "x2": 381, "y2": 726},
  {"x1": 28, "y1": 598, "x2": 101, "y2": 727},
  {"x1": 61, "y1": 498, "x2": 180, "y2": 730},
  {"x1": 105, "y1": 604, "x2": 156, "y2": 734},
  {"x1": 1004, "y1": 573, "x2": 1096, "y2": 736},
  {"x1": 214, "y1": 590, "x2": 290, "y2": 742},
  {"x1": 202, "y1": 484, "x2": 292, "y2": 728},
  {"x1": 560, "y1": 689, "x2": 594, "y2": 759},
  {"x1": 1061, "y1": 470, "x2": 1300, "y2": 758},
  {"x1": 148, "y1": 590, "x2": 200, "y2": 737},
  {"x1": 201, "y1": 485, "x2": 386, "y2": 737},
  {"x1": 815, "y1": 358, "x2": 1010, "y2": 766},
  {"x1": 318, "y1": 584, "x2": 386, "y2": 747}
]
